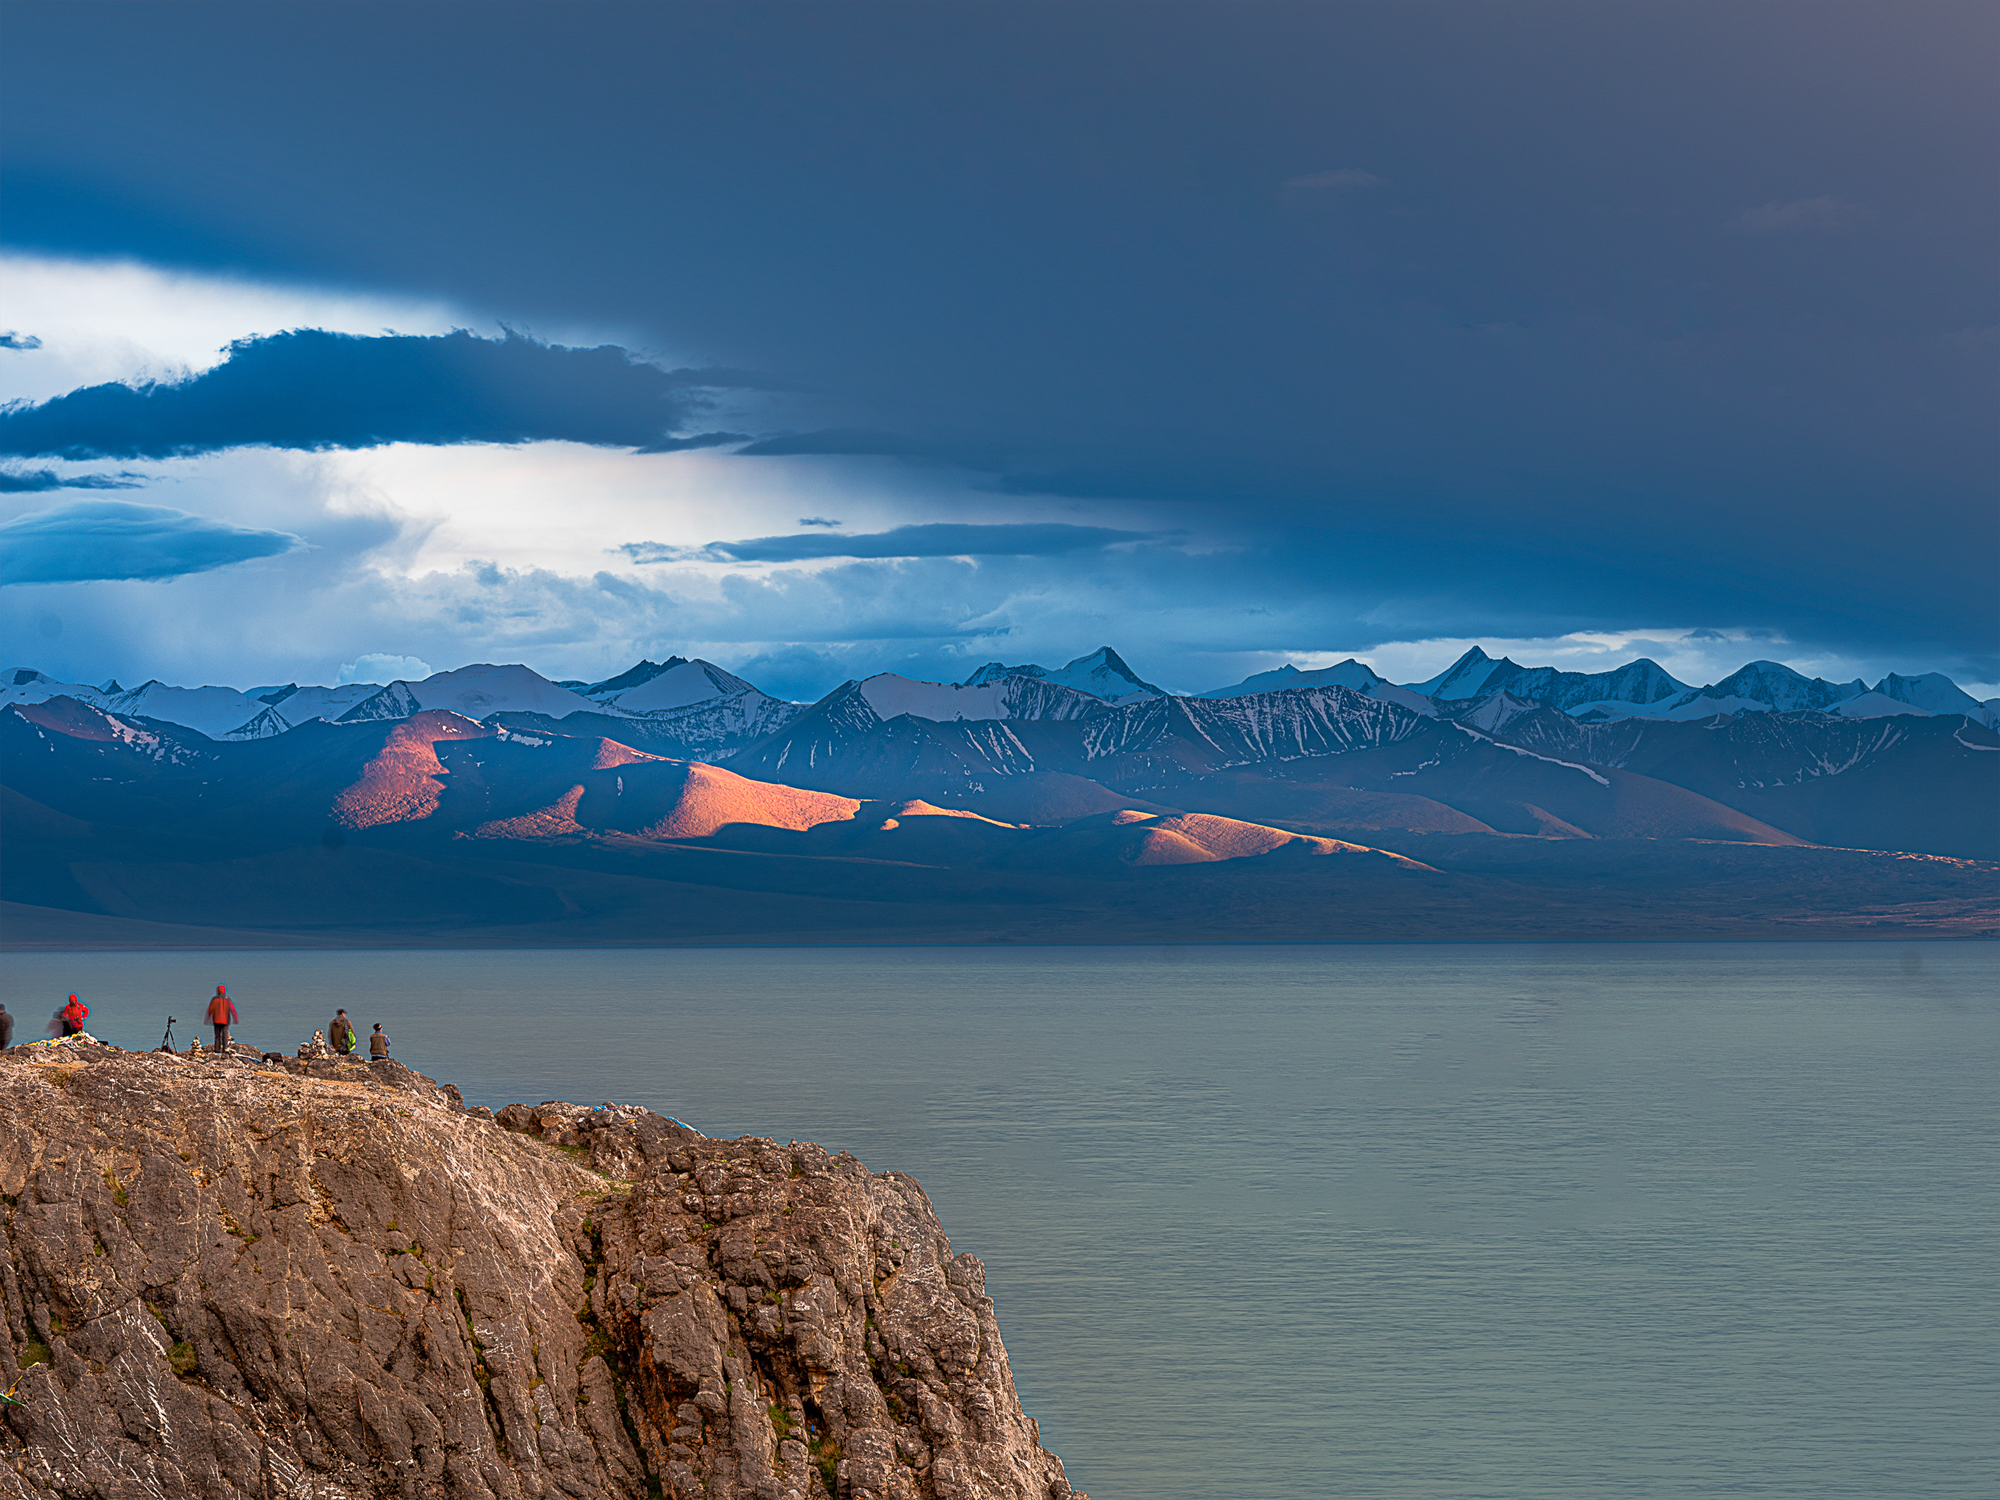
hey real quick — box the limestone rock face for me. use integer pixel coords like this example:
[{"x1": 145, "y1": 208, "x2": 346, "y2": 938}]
[{"x1": 0, "y1": 1039, "x2": 1084, "y2": 1500}]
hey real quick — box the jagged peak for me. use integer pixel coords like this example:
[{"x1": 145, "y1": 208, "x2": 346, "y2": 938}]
[
  {"x1": 584, "y1": 656, "x2": 694, "y2": 695},
  {"x1": 962, "y1": 660, "x2": 1047, "y2": 686}
]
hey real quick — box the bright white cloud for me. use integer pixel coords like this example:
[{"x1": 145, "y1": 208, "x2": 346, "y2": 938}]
[
  {"x1": 338, "y1": 653, "x2": 432, "y2": 685},
  {"x1": 0, "y1": 252, "x2": 479, "y2": 407},
  {"x1": 303, "y1": 441, "x2": 1153, "y2": 581}
]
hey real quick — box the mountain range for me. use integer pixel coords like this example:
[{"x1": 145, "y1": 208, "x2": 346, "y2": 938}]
[
  {"x1": 9, "y1": 644, "x2": 1994, "y2": 745},
  {"x1": 4, "y1": 644, "x2": 1994, "y2": 946}
]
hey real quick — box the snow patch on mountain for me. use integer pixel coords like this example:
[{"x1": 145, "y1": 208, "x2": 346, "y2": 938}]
[{"x1": 1451, "y1": 721, "x2": 1612, "y2": 785}]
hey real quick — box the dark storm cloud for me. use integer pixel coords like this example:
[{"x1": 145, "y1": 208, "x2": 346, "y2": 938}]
[
  {"x1": 732, "y1": 429, "x2": 1014, "y2": 470},
  {"x1": 2, "y1": 3, "x2": 1994, "y2": 662},
  {"x1": 734, "y1": 429, "x2": 934, "y2": 458},
  {"x1": 0, "y1": 329, "x2": 748, "y2": 460},
  {"x1": 620, "y1": 522, "x2": 1156, "y2": 564},
  {"x1": 0, "y1": 499, "x2": 301, "y2": 585},
  {"x1": 0, "y1": 469, "x2": 143, "y2": 493}
]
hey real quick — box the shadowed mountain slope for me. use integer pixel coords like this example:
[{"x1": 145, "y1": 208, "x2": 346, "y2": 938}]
[{"x1": 4, "y1": 694, "x2": 1994, "y2": 945}]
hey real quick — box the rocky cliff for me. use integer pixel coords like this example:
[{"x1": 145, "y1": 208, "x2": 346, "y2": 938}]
[{"x1": 0, "y1": 1037, "x2": 1085, "y2": 1500}]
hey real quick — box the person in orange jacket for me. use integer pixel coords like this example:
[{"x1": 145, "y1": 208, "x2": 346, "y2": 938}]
[
  {"x1": 207, "y1": 985, "x2": 238, "y2": 1053},
  {"x1": 57, "y1": 995, "x2": 88, "y2": 1037}
]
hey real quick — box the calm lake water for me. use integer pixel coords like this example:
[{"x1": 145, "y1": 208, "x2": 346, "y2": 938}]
[{"x1": 8, "y1": 942, "x2": 1996, "y2": 1499}]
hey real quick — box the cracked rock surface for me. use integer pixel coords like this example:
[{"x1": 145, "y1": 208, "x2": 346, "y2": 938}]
[{"x1": 0, "y1": 1038, "x2": 1084, "y2": 1500}]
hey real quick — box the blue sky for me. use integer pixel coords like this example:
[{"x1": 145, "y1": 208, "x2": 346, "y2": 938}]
[{"x1": 1, "y1": 2, "x2": 1994, "y2": 698}]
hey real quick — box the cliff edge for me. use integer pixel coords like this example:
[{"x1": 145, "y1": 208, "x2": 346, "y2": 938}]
[{"x1": 0, "y1": 1036, "x2": 1085, "y2": 1500}]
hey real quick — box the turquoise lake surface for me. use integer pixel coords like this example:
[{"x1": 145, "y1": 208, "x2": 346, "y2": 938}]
[{"x1": 9, "y1": 942, "x2": 1996, "y2": 1498}]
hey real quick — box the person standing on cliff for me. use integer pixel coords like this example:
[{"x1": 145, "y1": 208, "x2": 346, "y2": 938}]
[
  {"x1": 57, "y1": 995, "x2": 88, "y2": 1037},
  {"x1": 368, "y1": 1023, "x2": 391, "y2": 1060},
  {"x1": 329, "y1": 1009, "x2": 358, "y2": 1055},
  {"x1": 207, "y1": 985, "x2": 238, "y2": 1053},
  {"x1": 0, "y1": 1003, "x2": 13, "y2": 1050}
]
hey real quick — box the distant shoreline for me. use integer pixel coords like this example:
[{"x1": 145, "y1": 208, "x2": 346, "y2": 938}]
[{"x1": 6, "y1": 898, "x2": 1994, "y2": 950}]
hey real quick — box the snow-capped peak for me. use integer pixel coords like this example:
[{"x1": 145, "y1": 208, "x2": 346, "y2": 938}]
[
  {"x1": 1871, "y1": 672, "x2": 1981, "y2": 714},
  {"x1": 2, "y1": 667, "x2": 100, "y2": 710},
  {"x1": 336, "y1": 664, "x2": 603, "y2": 725},
  {"x1": 1039, "y1": 647, "x2": 1166, "y2": 704},
  {"x1": 580, "y1": 658, "x2": 691, "y2": 695},
  {"x1": 851, "y1": 671, "x2": 1107, "y2": 723},
  {"x1": 962, "y1": 661, "x2": 1048, "y2": 687},
  {"x1": 1406, "y1": 646, "x2": 1510, "y2": 700},
  {"x1": 584, "y1": 658, "x2": 763, "y2": 714},
  {"x1": 94, "y1": 680, "x2": 271, "y2": 738},
  {"x1": 1669, "y1": 661, "x2": 1866, "y2": 716},
  {"x1": 1196, "y1": 658, "x2": 1386, "y2": 697},
  {"x1": 1195, "y1": 658, "x2": 1436, "y2": 715},
  {"x1": 960, "y1": 647, "x2": 1163, "y2": 703}
]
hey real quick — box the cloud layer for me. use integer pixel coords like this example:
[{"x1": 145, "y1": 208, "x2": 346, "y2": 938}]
[
  {"x1": 1, "y1": 6, "x2": 1991, "y2": 690},
  {"x1": 623, "y1": 522, "x2": 1157, "y2": 564},
  {"x1": 0, "y1": 468, "x2": 141, "y2": 493},
  {"x1": 0, "y1": 329, "x2": 746, "y2": 460},
  {"x1": 0, "y1": 498, "x2": 301, "y2": 585}
]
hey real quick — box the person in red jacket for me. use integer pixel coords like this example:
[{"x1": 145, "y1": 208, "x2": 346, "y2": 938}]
[
  {"x1": 207, "y1": 985, "x2": 238, "y2": 1053},
  {"x1": 57, "y1": 995, "x2": 88, "y2": 1037}
]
